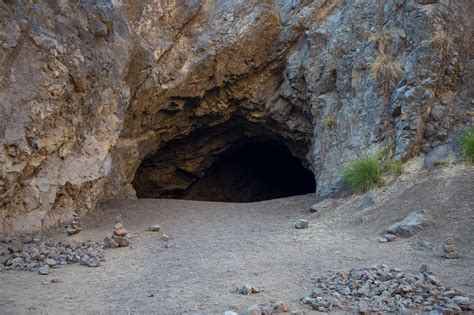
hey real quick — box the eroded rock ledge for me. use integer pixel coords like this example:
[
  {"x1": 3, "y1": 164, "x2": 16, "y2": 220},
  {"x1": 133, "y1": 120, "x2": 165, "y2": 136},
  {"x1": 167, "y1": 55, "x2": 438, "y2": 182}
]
[{"x1": 1, "y1": 0, "x2": 473, "y2": 233}]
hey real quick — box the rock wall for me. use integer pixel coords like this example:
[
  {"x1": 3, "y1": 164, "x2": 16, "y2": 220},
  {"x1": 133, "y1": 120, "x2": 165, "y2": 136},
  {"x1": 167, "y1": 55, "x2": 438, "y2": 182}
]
[{"x1": 1, "y1": 0, "x2": 472, "y2": 233}]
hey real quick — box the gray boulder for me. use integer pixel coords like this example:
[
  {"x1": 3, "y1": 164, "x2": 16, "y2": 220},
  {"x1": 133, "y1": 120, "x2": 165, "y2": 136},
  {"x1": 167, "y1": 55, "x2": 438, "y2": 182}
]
[{"x1": 386, "y1": 211, "x2": 433, "y2": 237}]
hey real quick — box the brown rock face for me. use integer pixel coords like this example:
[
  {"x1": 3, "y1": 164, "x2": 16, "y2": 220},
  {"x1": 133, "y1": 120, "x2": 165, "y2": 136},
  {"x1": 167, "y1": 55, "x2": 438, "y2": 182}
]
[{"x1": 1, "y1": 1, "x2": 473, "y2": 233}]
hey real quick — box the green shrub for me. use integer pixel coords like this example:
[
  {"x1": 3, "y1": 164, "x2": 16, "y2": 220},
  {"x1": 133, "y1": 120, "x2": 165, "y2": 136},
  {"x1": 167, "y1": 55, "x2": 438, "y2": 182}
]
[
  {"x1": 342, "y1": 156, "x2": 382, "y2": 193},
  {"x1": 392, "y1": 160, "x2": 404, "y2": 176},
  {"x1": 459, "y1": 125, "x2": 474, "y2": 162}
]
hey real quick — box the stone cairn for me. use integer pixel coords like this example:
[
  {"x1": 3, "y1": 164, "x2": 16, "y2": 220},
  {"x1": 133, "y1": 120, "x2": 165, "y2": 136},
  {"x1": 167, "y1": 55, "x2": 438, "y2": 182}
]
[
  {"x1": 64, "y1": 212, "x2": 82, "y2": 236},
  {"x1": 104, "y1": 216, "x2": 130, "y2": 248},
  {"x1": 300, "y1": 264, "x2": 472, "y2": 313}
]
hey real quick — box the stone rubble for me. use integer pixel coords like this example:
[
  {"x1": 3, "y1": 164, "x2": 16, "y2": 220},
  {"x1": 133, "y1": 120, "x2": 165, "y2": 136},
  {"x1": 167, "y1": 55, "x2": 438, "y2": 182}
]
[
  {"x1": 300, "y1": 264, "x2": 472, "y2": 313},
  {"x1": 0, "y1": 236, "x2": 105, "y2": 274}
]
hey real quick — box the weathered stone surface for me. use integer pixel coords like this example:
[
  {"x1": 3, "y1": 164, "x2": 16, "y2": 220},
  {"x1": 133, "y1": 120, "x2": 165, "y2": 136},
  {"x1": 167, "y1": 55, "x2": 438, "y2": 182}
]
[
  {"x1": 386, "y1": 211, "x2": 433, "y2": 237},
  {"x1": 0, "y1": 1, "x2": 472, "y2": 233}
]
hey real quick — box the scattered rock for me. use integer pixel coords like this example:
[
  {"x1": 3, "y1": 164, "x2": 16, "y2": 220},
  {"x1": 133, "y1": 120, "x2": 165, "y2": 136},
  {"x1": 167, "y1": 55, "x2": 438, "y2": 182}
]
[
  {"x1": 245, "y1": 305, "x2": 262, "y2": 315},
  {"x1": 103, "y1": 236, "x2": 119, "y2": 249},
  {"x1": 148, "y1": 224, "x2": 161, "y2": 232},
  {"x1": 21, "y1": 236, "x2": 33, "y2": 244},
  {"x1": 235, "y1": 285, "x2": 259, "y2": 295},
  {"x1": 44, "y1": 258, "x2": 57, "y2": 267},
  {"x1": 300, "y1": 264, "x2": 472, "y2": 313},
  {"x1": 38, "y1": 265, "x2": 49, "y2": 275},
  {"x1": 1, "y1": 236, "x2": 104, "y2": 272},
  {"x1": 440, "y1": 238, "x2": 460, "y2": 259},
  {"x1": 378, "y1": 237, "x2": 388, "y2": 243},
  {"x1": 295, "y1": 219, "x2": 309, "y2": 229},
  {"x1": 160, "y1": 234, "x2": 170, "y2": 241},
  {"x1": 111, "y1": 235, "x2": 129, "y2": 247},
  {"x1": 114, "y1": 222, "x2": 129, "y2": 237},
  {"x1": 386, "y1": 211, "x2": 433, "y2": 237},
  {"x1": 224, "y1": 311, "x2": 238, "y2": 315},
  {"x1": 273, "y1": 301, "x2": 290, "y2": 313}
]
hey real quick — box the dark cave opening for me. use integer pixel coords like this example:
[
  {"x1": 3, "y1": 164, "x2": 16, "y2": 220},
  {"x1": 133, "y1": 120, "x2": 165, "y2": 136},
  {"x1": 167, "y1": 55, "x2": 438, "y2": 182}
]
[
  {"x1": 183, "y1": 140, "x2": 316, "y2": 202},
  {"x1": 133, "y1": 136, "x2": 316, "y2": 203}
]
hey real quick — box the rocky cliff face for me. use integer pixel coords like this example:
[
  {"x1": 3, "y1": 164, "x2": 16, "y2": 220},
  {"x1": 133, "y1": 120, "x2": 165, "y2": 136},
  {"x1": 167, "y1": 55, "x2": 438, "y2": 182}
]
[{"x1": 1, "y1": 0, "x2": 472, "y2": 233}]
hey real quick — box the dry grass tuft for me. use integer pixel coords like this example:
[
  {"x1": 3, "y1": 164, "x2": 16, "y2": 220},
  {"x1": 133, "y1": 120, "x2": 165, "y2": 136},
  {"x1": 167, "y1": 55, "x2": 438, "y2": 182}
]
[
  {"x1": 316, "y1": 0, "x2": 344, "y2": 23},
  {"x1": 369, "y1": 52, "x2": 403, "y2": 93},
  {"x1": 429, "y1": 29, "x2": 453, "y2": 58}
]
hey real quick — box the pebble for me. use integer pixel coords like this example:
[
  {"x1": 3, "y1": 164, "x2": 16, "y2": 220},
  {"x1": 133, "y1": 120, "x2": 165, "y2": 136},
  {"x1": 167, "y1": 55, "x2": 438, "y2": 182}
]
[
  {"x1": 148, "y1": 224, "x2": 161, "y2": 232},
  {"x1": 160, "y1": 234, "x2": 170, "y2": 241},
  {"x1": 38, "y1": 265, "x2": 49, "y2": 275},
  {"x1": 273, "y1": 301, "x2": 290, "y2": 313},
  {"x1": 111, "y1": 235, "x2": 129, "y2": 247},
  {"x1": 295, "y1": 219, "x2": 309, "y2": 229},
  {"x1": 235, "y1": 285, "x2": 259, "y2": 295},
  {"x1": 103, "y1": 236, "x2": 119, "y2": 249}
]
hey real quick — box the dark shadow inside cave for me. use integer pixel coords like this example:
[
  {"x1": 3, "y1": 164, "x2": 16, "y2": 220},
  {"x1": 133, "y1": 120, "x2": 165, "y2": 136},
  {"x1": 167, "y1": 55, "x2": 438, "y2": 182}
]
[
  {"x1": 183, "y1": 141, "x2": 316, "y2": 202},
  {"x1": 133, "y1": 136, "x2": 316, "y2": 203}
]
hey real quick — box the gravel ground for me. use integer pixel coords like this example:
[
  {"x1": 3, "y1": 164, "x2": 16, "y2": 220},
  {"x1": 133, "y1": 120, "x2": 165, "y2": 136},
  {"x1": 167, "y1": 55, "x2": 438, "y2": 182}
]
[{"x1": 0, "y1": 166, "x2": 472, "y2": 314}]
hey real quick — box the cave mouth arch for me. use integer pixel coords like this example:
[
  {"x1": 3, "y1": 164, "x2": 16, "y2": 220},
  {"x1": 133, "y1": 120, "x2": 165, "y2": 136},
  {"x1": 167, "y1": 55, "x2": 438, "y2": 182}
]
[
  {"x1": 182, "y1": 140, "x2": 316, "y2": 202},
  {"x1": 132, "y1": 134, "x2": 316, "y2": 203}
]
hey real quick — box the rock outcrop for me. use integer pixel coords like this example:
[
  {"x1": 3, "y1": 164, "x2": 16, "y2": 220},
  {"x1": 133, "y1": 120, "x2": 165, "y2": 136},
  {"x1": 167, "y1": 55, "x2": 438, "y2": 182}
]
[{"x1": 1, "y1": 0, "x2": 473, "y2": 233}]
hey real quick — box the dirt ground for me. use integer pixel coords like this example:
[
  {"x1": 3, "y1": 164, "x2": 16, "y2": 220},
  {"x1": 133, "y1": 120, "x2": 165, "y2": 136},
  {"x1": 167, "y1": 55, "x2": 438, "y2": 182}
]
[{"x1": 0, "y1": 164, "x2": 473, "y2": 314}]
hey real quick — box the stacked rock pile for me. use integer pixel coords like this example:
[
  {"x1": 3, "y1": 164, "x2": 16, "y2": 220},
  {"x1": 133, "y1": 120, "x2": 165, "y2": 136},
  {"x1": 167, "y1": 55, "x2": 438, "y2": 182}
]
[
  {"x1": 0, "y1": 236, "x2": 104, "y2": 274},
  {"x1": 104, "y1": 220, "x2": 130, "y2": 248},
  {"x1": 64, "y1": 212, "x2": 82, "y2": 235},
  {"x1": 300, "y1": 264, "x2": 472, "y2": 313}
]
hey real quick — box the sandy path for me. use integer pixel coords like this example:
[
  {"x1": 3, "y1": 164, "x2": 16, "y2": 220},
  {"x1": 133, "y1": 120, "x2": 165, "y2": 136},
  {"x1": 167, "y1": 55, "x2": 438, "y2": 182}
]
[{"x1": 1, "y1": 167, "x2": 473, "y2": 314}]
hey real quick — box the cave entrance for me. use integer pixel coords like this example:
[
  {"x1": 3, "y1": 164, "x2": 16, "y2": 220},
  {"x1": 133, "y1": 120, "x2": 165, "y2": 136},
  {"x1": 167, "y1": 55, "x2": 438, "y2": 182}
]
[
  {"x1": 182, "y1": 140, "x2": 316, "y2": 202},
  {"x1": 132, "y1": 136, "x2": 316, "y2": 203}
]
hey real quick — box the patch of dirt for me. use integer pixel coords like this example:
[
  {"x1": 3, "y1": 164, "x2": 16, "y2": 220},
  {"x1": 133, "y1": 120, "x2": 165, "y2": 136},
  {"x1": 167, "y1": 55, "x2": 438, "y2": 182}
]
[{"x1": 0, "y1": 166, "x2": 472, "y2": 314}]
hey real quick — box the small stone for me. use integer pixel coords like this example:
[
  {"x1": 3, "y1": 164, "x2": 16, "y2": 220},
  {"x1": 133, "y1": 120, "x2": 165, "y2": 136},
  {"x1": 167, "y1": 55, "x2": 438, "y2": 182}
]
[
  {"x1": 384, "y1": 233, "x2": 397, "y2": 242},
  {"x1": 86, "y1": 257, "x2": 100, "y2": 267},
  {"x1": 358, "y1": 300, "x2": 371, "y2": 314},
  {"x1": 65, "y1": 226, "x2": 81, "y2": 235},
  {"x1": 295, "y1": 219, "x2": 309, "y2": 229},
  {"x1": 273, "y1": 301, "x2": 290, "y2": 313},
  {"x1": 103, "y1": 236, "x2": 119, "y2": 249},
  {"x1": 38, "y1": 265, "x2": 49, "y2": 275},
  {"x1": 44, "y1": 258, "x2": 57, "y2": 267},
  {"x1": 443, "y1": 239, "x2": 455, "y2": 253},
  {"x1": 114, "y1": 227, "x2": 128, "y2": 237},
  {"x1": 238, "y1": 285, "x2": 254, "y2": 295},
  {"x1": 245, "y1": 305, "x2": 262, "y2": 315},
  {"x1": 224, "y1": 312, "x2": 238, "y2": 315},
  {"x1": 148, "y1": 224, "x2": 161, "y2": 232},
  {"x1": 378, "y1": 237, "x2": 388, "y2": 243},
  {"x1": 451, "y1": 296, "x2": 470, "y2": 310},
  {"x1": 111, "y1": 235, "x2": 129, "y2": 247},
  {"x1": 21, "y1": 236, "x2": 33, "y2": 244},
  {"x1": 160, "y1": 234, "x2": 170, "y2": 241}
]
